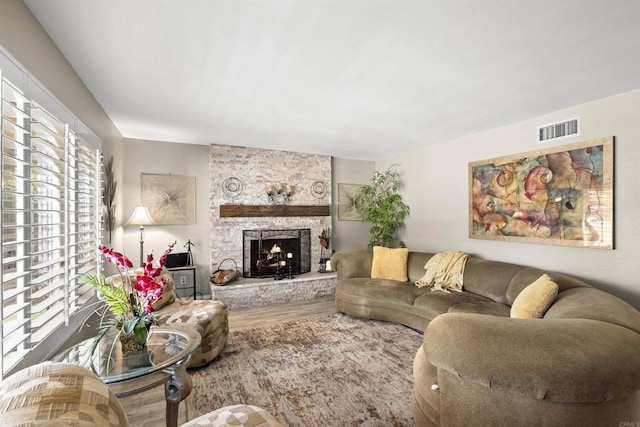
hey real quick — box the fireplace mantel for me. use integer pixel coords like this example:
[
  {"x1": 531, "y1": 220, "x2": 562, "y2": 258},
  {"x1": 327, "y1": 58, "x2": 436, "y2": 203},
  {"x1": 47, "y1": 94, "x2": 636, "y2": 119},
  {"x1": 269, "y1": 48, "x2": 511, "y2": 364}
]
[{"x1": 219, "y1": 204, "x2": 330, "y2": 218}]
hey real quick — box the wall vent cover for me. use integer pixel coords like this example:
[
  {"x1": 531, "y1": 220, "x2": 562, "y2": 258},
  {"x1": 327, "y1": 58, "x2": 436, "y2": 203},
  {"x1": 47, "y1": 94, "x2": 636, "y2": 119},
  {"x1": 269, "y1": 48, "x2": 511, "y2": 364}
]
[{"x1": 537, "y1": 117, "x2": 580, "y2": 143}]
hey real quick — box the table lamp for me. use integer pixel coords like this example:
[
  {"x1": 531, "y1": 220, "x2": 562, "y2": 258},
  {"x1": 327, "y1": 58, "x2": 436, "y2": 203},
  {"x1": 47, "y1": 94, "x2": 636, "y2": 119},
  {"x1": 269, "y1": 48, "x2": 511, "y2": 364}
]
[{"x1": 125, "y1": 206, "x2": 155, "y2": 266}]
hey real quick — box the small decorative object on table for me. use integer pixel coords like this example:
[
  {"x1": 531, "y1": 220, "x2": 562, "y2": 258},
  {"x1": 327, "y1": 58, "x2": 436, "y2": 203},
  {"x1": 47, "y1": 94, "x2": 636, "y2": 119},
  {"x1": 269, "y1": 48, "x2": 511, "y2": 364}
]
[
  {"x1": 82, "y1": 241, "x2": 176, "y2": 355},
  {"x1": 318, "y1": 228, "x2": 331, "y2": 272},
  {"x1": 185, "y1": 239, "x2": 195, "y2": 265}
]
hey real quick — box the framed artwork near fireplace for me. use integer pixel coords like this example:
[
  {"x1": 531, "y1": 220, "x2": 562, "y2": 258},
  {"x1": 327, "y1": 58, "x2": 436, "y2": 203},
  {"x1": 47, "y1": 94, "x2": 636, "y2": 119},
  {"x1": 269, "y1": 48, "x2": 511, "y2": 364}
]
[
  {"x1": 141, "y1": 174, "x2": 196, "y2": 224},
  {"x1": 469, "y1": 137, "x2": 613, "y2": 249},
  {"x1": 338, "y1": 184, "x2": 366, "y2": 221}
]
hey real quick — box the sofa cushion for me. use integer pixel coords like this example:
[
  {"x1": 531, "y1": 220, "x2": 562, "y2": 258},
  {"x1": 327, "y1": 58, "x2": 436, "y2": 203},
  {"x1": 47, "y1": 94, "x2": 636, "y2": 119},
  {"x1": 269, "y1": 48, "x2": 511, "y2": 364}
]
[
  {"x1": 510, "y1": 274, "x2": 558, "y2": 319},
  {"x1": 407, "y1": 252, "x2": 434, "y2": 283},
  {"x1": 462, "y1": 258, "x2": 523, "y2": 305},
  {"x1": 371, "y1": 246, "x2": 409, "y2": 281},
  {"x1": 339, "y1": 277, "x2": 428, "y2": 307},
  {"x1": 448, "y1": 301, "x2": 510, "y2": 317},
  {"x1": 413, "y1": 291, "x2": 497, "y2": 321},
  {"x1": 331, "y1": 250, "x2": 374, "y2": 280}
]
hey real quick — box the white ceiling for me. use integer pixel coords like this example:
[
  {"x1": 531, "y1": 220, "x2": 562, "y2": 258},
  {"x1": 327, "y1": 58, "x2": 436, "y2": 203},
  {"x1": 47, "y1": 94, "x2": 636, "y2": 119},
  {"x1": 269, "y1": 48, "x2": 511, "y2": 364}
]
[{"x1": 24, "y1": 0, "x2": 640, "y2": 160}]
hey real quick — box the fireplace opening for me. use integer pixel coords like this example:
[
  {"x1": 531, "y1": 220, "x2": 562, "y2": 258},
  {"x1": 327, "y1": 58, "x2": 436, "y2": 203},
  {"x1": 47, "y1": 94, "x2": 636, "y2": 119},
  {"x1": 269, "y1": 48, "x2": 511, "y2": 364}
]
[{"x1": 243, "y1": 229, "x2": 311, "y2": 278}]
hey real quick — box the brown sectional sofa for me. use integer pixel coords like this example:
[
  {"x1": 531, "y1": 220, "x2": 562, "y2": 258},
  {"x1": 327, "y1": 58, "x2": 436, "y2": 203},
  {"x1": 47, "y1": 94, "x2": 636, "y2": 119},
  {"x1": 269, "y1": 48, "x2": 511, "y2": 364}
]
[{"x1": 331, "y1": 249, "x2": 640, "y2": 426}]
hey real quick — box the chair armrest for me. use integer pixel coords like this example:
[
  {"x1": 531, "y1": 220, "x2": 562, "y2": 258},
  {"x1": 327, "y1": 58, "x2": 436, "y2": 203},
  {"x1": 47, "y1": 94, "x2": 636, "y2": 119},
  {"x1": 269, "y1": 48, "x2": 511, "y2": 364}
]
[
  {"x1": 331, "y1": 250, "x2": 373, "y2": 280},
  {"x1": 424, "y1": 313, "x2": 640, "y2": 403},
  {"x1": 0, "y1": 362, "x2": 129, "y2": 426}
]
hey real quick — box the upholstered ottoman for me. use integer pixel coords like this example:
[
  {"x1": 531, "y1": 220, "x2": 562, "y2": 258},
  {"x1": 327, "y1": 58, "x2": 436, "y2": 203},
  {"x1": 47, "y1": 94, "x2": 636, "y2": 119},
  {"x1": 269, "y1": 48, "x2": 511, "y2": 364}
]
[
  {"x1": 155, "y1": 299, "x2": 229, "y2": 368},
  {"x1": 182, "y1": 404, "x2": 285, "y2": 427},
  {"x1": 108, "y1": 269, "x2": 229, "y2": 368}
]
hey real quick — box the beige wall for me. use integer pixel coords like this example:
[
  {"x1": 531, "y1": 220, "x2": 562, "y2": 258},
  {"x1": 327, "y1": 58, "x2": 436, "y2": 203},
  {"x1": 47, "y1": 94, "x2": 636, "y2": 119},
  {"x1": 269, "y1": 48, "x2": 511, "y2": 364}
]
[
  {"x1": 122, "y1": 139, "x2": 211, "y2": 297},
  {"x1": 331, "y1": 157, "x2": 374, "y2": 251},
  {"x1": 378, "y1": 89, "x2": 640, "y2": 309}
]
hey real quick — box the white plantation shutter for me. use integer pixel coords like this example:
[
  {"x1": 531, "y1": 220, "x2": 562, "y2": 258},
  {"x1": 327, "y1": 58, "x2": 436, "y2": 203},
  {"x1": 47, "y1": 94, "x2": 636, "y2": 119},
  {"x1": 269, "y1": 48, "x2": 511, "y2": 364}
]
[
  {"x1": 1, "y1": 70, "x2": 102, "y2": 379},
  {"x1": 29, "y1": 102, "x2": 67, "y2": 345},
  {"x1": 66, "y1": 130, "x2": 100, "y2": 314},
  {"x1": 1, "y1": 78, "x2": 32, "y2": 372}
]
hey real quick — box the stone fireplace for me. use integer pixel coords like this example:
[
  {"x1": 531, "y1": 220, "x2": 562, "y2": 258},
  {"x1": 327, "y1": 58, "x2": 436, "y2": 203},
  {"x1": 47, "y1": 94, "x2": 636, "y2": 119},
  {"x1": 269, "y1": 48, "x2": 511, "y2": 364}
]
[
  {"x1": 209, "y1": 144, "x2": 332, "y2": 279},
  {"x1": 243, "y1": 228, "x2": 311, "y2": 278}
]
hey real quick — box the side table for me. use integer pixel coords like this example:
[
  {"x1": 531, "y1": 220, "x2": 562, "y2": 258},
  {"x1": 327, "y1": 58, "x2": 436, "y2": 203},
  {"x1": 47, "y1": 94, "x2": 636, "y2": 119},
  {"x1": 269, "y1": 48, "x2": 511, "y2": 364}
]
[
  {"x1": 53, "y1": 324, "x2": 201, "y2": 427},
  {"x1": 168, "y1": 264, "x2": 197, "y2": 299}
]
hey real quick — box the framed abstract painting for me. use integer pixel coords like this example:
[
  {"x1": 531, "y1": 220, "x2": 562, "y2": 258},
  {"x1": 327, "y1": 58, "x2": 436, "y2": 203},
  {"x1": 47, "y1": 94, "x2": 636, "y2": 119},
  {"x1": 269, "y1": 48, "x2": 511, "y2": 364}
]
[
  {"x1": 469, "y1": 137, "x2": 613, "y2": 249},
  {"x1": 141, "y1": 174, "x2": 196, "y2": 224},
  {"x1": 338, "y1": 184, "x2": 366, "y2": 221}
]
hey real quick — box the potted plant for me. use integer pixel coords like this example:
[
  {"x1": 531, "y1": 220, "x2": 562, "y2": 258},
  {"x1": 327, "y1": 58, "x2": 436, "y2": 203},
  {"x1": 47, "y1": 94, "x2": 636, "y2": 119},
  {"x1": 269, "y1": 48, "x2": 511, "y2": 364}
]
[
  {"x1": 82, "y1": 242, "x2": 175, "y2": 354},
  {"x1": 358, "y1": 165, "x2": 410, "y2": 248}
]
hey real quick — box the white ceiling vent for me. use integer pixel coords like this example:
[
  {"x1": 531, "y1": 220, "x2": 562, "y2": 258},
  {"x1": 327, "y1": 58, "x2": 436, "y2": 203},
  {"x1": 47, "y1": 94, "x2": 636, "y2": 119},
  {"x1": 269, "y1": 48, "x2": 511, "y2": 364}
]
[{"x1": 537, "y1": 117, "x2": 580, "y2": 143}]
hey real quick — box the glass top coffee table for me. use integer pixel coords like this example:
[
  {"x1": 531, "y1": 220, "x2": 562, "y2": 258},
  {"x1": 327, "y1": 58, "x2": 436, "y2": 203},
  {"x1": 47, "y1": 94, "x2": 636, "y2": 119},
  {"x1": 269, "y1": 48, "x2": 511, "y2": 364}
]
[{"x1": 54, "y1": 324, "x2": 201, "y2": 427}]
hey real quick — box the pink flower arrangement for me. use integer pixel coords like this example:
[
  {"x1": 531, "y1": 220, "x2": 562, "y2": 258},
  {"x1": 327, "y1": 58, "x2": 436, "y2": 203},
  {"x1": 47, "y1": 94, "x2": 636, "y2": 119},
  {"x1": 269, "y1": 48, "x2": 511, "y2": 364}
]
[{"x1": 84, "y1": 241, "x2": 176, "y2": 346}]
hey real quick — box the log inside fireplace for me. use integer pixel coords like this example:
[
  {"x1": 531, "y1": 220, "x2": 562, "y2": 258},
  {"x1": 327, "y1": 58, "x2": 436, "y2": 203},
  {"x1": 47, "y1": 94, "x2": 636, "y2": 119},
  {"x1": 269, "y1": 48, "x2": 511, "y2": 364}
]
[{"x1": 242, "y1": 229, "x2": 311, "y2": 278}]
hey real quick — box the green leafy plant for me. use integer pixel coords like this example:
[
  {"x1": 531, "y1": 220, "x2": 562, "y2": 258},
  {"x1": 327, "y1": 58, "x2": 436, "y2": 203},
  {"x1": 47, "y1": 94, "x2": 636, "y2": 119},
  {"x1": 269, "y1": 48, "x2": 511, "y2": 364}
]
[
  {"x1": 81, "y1": 242, "x2": 175, "y2": 354},
  {"x1": 358, "y1": 165, "x2": 410, "y2": 248}
]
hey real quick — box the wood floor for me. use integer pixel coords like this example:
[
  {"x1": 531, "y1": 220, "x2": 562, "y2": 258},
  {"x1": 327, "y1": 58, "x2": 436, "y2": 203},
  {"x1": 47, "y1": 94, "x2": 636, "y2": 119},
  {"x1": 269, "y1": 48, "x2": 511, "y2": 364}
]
[
  {"x1": 228, "y1": 296, "x2": 337, "y2": 330},
  {"x1": 121, "y1": 297, "x2": 337, "y2": 426}
]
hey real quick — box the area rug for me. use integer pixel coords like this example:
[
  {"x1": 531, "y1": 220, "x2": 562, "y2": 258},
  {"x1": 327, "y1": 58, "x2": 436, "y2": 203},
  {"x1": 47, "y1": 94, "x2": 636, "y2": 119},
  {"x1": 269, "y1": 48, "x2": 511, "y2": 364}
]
[{"x1": 187, "y1": 313, "x2": 423, "y2": 426}]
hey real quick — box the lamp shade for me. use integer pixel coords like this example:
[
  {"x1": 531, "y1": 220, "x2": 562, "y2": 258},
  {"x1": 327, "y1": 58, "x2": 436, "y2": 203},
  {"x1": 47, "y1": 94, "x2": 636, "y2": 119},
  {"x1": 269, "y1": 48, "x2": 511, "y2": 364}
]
[{"x1": 125, "y1": 206, "x2": 155, "y2": 226}]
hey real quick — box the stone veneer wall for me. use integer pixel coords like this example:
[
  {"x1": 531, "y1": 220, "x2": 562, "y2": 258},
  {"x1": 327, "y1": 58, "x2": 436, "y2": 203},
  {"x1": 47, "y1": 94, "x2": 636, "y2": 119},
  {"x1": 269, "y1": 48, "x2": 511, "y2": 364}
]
[{"x1": 210, "y1": 144, "x2": 332, "y2": 275}]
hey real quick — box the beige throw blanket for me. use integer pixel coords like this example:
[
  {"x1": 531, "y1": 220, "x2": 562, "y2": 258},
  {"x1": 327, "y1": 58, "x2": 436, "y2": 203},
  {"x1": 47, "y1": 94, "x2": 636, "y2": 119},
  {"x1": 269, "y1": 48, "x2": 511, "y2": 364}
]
[{"x1": 415, "y1": 251, "x2": 468, "y2": 293}]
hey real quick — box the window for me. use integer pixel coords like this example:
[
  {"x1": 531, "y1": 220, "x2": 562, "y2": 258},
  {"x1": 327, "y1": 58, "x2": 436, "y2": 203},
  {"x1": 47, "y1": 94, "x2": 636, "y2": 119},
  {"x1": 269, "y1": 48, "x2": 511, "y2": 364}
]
[{"x1": 1, "y1": 75, "x2": 101, "y2": 379}]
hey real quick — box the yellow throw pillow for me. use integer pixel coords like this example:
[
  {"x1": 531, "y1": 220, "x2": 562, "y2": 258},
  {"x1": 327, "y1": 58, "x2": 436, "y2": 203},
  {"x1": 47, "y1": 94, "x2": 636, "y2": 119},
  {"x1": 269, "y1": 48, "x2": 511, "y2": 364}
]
[
  {"x1": 371, "y1": 246, "x2": 409, "y2": 282},
  {"x1": 510, "y1": 274, "x2": 559, "y2": 319}
]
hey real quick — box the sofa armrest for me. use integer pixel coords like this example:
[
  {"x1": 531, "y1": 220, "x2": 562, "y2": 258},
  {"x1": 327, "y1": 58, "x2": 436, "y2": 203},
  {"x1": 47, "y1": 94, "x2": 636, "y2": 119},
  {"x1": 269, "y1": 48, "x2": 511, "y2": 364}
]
[
  {"x1": 424, "y1": 313, "x2": 640, "y2": 403},
  {"x1": 331, "y1": 250, "x2": 373, "y2": 280}
]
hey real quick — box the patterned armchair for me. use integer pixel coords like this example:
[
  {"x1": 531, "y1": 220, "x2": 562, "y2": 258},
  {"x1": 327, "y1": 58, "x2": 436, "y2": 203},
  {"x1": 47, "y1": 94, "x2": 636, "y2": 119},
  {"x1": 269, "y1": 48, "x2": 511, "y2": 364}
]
[
  {"x1": 0, "y1": 361, "x2": 284, "y2": 426},
  {"x1": 0, "y1": 362, "x2": 128, "y2": 426}
]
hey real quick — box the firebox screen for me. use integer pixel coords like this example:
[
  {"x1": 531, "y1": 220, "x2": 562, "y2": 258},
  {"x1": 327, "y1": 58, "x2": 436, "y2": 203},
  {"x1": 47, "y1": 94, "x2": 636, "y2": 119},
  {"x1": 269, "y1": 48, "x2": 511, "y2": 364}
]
[{"x1": 243, "y1": 229, "x2": 311, "y2": 278}]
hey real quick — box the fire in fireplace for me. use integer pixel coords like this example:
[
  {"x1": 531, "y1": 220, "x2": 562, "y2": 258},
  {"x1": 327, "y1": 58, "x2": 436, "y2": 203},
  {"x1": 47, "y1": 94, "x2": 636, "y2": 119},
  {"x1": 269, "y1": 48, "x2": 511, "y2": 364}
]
[{"x1": 242, "y1": 229, "x2": 311, "y2": 278}]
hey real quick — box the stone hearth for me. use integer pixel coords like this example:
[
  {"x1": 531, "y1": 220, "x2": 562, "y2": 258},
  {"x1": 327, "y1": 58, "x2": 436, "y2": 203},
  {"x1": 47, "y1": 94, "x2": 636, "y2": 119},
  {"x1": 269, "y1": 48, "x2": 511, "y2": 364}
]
[{"x1": 210, "y1": 272, "x2": 337, "y2": 309}]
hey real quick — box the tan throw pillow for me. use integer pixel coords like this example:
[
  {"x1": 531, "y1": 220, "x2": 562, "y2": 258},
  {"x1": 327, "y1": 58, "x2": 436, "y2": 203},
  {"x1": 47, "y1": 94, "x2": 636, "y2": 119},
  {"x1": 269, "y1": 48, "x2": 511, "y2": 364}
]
[
  {"x1": 510, "y1": 274, "x2": 559, "y2": 319},
  {"x1": 371, "y1": 246, "x2": 409, "y2": 282},
  {"x1": 109, "y1": 267, "x2": 177, "y2": 312},
  {"x1": 151, "y1": 268, "x2": 177, "y2": 311}
]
